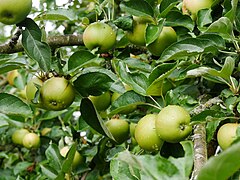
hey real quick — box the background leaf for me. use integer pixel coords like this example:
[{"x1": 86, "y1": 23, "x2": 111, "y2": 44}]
[{"x1": 0, "y1": 93, "x2": 32, "y2": 119}]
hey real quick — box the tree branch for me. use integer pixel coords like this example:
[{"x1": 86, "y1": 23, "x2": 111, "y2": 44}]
[
  {"x1": 190, "y1": 96, "x2": 222, "y2": 180},
  {"x1": 0, "y1": 34, "x2": 83, "y2": 54}
]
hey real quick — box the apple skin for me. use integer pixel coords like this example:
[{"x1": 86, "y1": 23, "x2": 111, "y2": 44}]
[
  {"x1": 147, "y1": 26, "x2": 177, "y2": 56},
  {"x1": 156, "y1": 105, "x2": 192, "y2": 143},
  {"x1": 135, "y1": 114, "x2": 164, "y2": 152},
  {"x1": 217, "y1": 123, "x2": 240, "y2": 150},
  {"x1": 105, "y1": 118, "x2": 129, "y2": 144},
  {"x1": 83, "y1": 22, "x2": 116, "y2": 53},
  {"x1": 0, "y1": 0, "x2": 32, "y2": 25},
  {"x1": 22, "y1": 132, "x2": 40, "y2": 149},
  {"x1": 182, "y1": 0, "x2": 213, "y2": 20},
  {"x1": 89, "y1": 91, "x2": 111, "y2": 111},
  {"x1": 60, "y1": 146, "x2": 84, "y2": 169},
  {"x1": 26, "y1": 76, "x2": 43, "y2": 105},
  {"x1": 12, "y1": 128, "x2": 29, "y2": 145},
  {"x1": 126, "y1": 16, "x2": 154, "y2": 46},
  {"x1": 40, "y1": 77, "x2": 75, "y2": 111}
]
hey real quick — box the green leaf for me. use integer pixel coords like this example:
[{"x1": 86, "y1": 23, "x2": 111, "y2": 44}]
[
  {"x1": 145, "y1": 22, "x2": 164, "y2": 46},
  {"x1": 34, "y1": 9, "x2": 76, "y2": 21},
  {"x1": 20, "y1": 18, "x2": 51, "y2": 72},
  {"x1": 68, "y1": 50, "x2": 96, "y2": 72},
  {"x1": 198, "y1": 141, "x2": 240, "y2": 180},
  {"x1": 116, "y1": 61, "x2": 147, "y2": 96},
  {"x1": 0, "y1": 93, "x2": 32, "y2": 119},
  {"x1": 113, "y1": 16, "x2": 133, "y2": 31},
  {"x1": 165, "y1": 10, "x2": 194, "y2": 31},
  {"x1": 80, "y1": 98, "x2": 114, "y2": 140},
  {"x1": 45, "y1": 143, "x2": 64, "y2": 171},
  {"x1": 62, "y1": 144, "x2": 76, "y2": 173},
  {"x1": 191, "y1": 110, "x2": 224, "y2": 123},
  {"x1": 120, "y1": 0, "x2": 154, "y2": 17},
  {"x1": 123, "y1": 57, "x2": 152, "y2": 73},
  {"x1": 73, "y1": 67, "x2": 117, "y2": 97},
  {"x1": 40, "y1": 164, "x2": 58, "y2": 180},
  {"x1": 113, "y1": 150, "x2": 181, "y2": 179},
  {"x1": 159, "y1": 0, "x2": 180, "y2": 17},
  {"x1": 13, "y1": 162, "x2": 32, "y2": 175},
  {"x1": 109, "y1": 91, "x2": 146, "y2": 115},
  {"x1": 220, "y1": 56, "x2": 235, "y2": 81},
  {"x1": 206, "y1": 17, "x2": 233, "y2": 38},
  {"x1": 197, "y1": 9, "x2": 212, "y2": 28},
  {"x1": 147, "y1": 63, "x2": 177, "y2": 96},
  {"x1": 159, "y1": 35, "x2": 225, "y2": 62}
]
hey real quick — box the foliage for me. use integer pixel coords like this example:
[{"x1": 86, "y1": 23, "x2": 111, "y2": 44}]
[{"x1": 0, "y1": 0, "x2": 240, "y2": 179}]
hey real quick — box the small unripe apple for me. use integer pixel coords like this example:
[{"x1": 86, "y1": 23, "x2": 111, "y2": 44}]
[
  {"x1": 12, "y1": 128, "x2": 29, "y2": 145},
  {"x1": 60, "y1": 146, "x2": 84, "y2": 169},
  {"x1": 182, "y1": 0, "x2": 213, "y2": 20},
  {"x1": 89, "y1": 91, "x2": 111, "y2": 111},
  {"x1": 83, "y1": 22, "x2": 116, "y2": 53},
  {"x1": 105, "y1": 118, "x2": 129, "y2": 144},
  {"x1": 22, "y1": 132, "x2": 40, "y2": 149},
  {"x1": 156, "y1": 105, "x2": 192, "y2": 143},
  {"x1": 0, "y1": 0, "x2": 32, "y2": 25},
  {"x1": 41, "y1": 128, "x2": 51, "y2": 136},
  {"x1": 147, "y1": 26, "x2": 177, "y2": 56},
  {"x1": 126, "y1": 16, "x2": 154, "y2": 46},
  {"x1": 26, "y1": 76, "x2": 43, "y2": 105},
  {"x1": 217, "y1": 123, "x2": 240, "y2": 150}
]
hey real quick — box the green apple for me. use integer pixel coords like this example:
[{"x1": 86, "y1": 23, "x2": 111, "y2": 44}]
[
  {"x1": 83, "y1": 22, "x2": 116, "y2": 53},
  {"x1": 22, "y1": 132, "x2": 40, "y2": 149},
  {"x1": 126, "y1": 16, "x2": 154, "y2": 46},
  {"x1": 147, "y1": 26, "x2": 177, "y2": 56},
  {"x1": 156, "y1": 105, "x2": 192, "y2": 143},
  {"x1": 60, "y1": 146, "x2": 84, "y2": 169},
  {"x1": 182, "y1": 0, "x2": 213, "y2": 20},
  {"x1": 89, "y1": 91, "x2": 111, "y2": 111},
  {"x1": 12, "y1": 128, "x2": 29, "y2": 145},
  {"x1": 40, "y1": 77, "x2": 75, "y2": 111},
  {"x1": 26, "y1": 76, "x2": 43, "y2": 105},
  {"x1": 217, "y1": 123, "x2": 240, "y2": 150},
  {"x1": 0, "y1": 0, "x2": 32, "y2": 25},
  {"x1": 135, "y1": 114, "x2": 164, "y2": 152},
  {"x1": 105, "y1": 118, "x2": 129, "y2": 144}
]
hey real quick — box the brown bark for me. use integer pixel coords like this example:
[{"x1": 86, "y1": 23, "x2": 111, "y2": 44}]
[{"x1": 0, "y1": 34, "x2": 83, "y2": 54}]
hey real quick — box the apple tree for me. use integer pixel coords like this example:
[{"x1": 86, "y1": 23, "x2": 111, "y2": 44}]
[{"x1": 0, "y1": 0, "x2": 240, "y2": 179}]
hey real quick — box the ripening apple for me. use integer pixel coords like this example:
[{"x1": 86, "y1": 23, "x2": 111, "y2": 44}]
[
  {"x1": 147, "y1": 26, "x2": 177, "y2": 56},
  {"x1": 217, "y1": 123, "x2": 240, "y2": 150},
  {"x1": 83, "y1": 22, "x2": 116, "y2": 53},
  {"x1": 22, "y1": 132, "x2": 40, "y2": 149},
  {"x1": 156, "y1": 105, "x2": 192, "y2": 143},
  {"x1": 0, "y1": 0, "x2": 32, "y2": 25},
  {"x1": 126, "y1": 16, "x2": 154, "y2": 46},
  {"x1": 182, "y1": 0, "x2": 213, "y2": 20},
  {"x1": 135, "y1": 114, "x2": 164, "y2": 152}
]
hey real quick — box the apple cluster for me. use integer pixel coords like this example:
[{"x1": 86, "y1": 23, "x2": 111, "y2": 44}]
[
  {"x1": 133, "y1": 105, "x2": 192, "y2": 152},
  {"x1": 26, "y1": 76, "x2": 75, "y2": 111},
  {"x1": 12, "y1": 128, "x2": 40, "y2": 149},
  {"x1": 0, "y1": 0, "x2": 32, "y2": 25}
]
